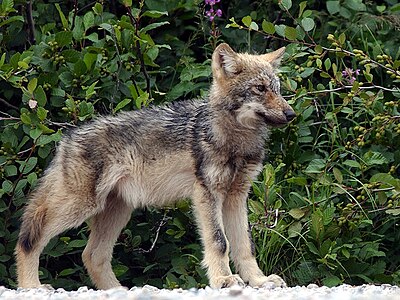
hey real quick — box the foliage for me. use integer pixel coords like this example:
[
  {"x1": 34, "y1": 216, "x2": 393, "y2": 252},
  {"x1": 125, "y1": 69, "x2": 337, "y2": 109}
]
[{"x1": 0, "y1": 0, "x2": 399, "y2": 290}]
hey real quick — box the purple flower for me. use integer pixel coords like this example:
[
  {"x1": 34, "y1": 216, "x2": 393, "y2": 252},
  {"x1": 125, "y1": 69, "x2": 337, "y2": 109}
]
[
  {"x1": 342, "y1": 68, "x2": 360, "y2": 84},
  {"x1": 204, "y1": 0, "x2": 222, "y2": 22}
]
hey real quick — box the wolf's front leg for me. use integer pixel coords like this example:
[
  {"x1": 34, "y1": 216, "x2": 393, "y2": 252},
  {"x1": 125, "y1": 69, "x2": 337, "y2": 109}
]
[
  {"x1": 192, "y1": 181, "x2": 244, "y2": 288},
  {"x1": 223, "y1": 188, "x2": 286, "y2": 288}
]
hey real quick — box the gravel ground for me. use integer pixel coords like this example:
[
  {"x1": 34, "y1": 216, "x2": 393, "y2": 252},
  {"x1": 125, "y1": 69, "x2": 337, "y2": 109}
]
[{"x1": 1, "y1": 284, "x2": 399, "y2": 300}]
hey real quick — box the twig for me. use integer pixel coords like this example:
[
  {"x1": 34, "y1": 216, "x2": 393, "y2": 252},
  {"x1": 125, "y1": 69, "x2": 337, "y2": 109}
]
[
  {"x1": 283, "y1": 85, "x2": 400, "y2": 99},
  {"x1": 76, "y1": 1, "x2": 97, "y2": 14},
  {"x1": 108, "y1": 26, "x2": 122, "y2": 103},
  {"x1": 125, "y1": 6, "x2": 152, "y2": 98},
  {"x1": 321, "y1": 47, "x2": 400, "y2": 77},
  {"x1": 26, "y1": 1, "x2": 36, "y2": 44},
  {"x1": 72, "y1": 0, "x2": 78, "y2": 29},
  {"x1": 0, "y1": 98, "x2": 19, "y2": 110},
  {"x1": 136, "y1": 212, "x2": 169, "y2": 253},
  {"x1": 48, "y1": 121, "x2": 77, "y2": 128}
]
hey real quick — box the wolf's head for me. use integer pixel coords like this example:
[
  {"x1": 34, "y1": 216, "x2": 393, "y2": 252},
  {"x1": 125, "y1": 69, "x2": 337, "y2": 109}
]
[{"x1": 210, "y1": 43, "x2": 295, "y2": 128}]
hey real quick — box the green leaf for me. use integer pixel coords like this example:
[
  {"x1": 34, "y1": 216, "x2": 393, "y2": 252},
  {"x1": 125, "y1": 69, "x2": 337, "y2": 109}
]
[
  {"x1": 299, "y1": 1, "x2": 307, "y2": 17},
  {"x1": 322, "y1": 206, "x2": 335, "y2": 225},
  {"x1": 263, "y1": 163, "x2": 275, "y2": 188},
  {"x1": 29, "y1": 128, "x2": 42, "y2": 140},
  {"x1": 249, "y1": 21, "x2": 259, "y2": 31},
  {"x1": 363, "y1": 151, "x2": 388, "y2": 166},
  {"x1": 68, "y1": 239, "x2": 87, "y2": 248},
  {"x1": 275, "y1": 24, "x2": 286, "y2": 37},
  {"x1": 284, "y1": 26, "x2": 298, "y2": 40},
  {"x1": 2, "y1": 0, "x2": 14, "y2": 12},
  {"x1": 73, "y1": 61, "x2": 87, "y2": 78},
  {"x1": 93, "y1": 2, "x2": 103, "y2": 15},
  {"x1": 141, "y1": 21, "x2": 169, "y2": 33},
  {"x1": 2, "y1": 180, "x2": 13, "y2": 193},
  {"x1": 59, "y1": 268, "x2": 77, "y2": 277},
  {"x1": 310, "y1": 209, "x2": 324, "y2": 240},
  {"x1": 315, "y1": 45, "x2": 323, "y2": 54},
  {"x1": 27, "y1": 172, "x2": 38, "y2": 186},
  {"x1": 344, "y1": 0, "x2": 366, "y2": 11},
  {"x1": 4, "y1": 165, "x2": 17, "y2": 177},
  {"x1": 332, "y1": 167, "x2": 343, "y2": 183},
  {"x1": 83, "y1": 81, "x2": 98, "y2": 100},
  {"x1": 55, "y1": 3, "x2": 69, "y2": 29},
  {"x1": 72, "y1": 16, "x2": 84, "y2": 40},
  {"x1": 280, "y1": 0, "x2": 292, "y2": 10},
  {"x1": 326, "y1": 1, "x2": 340, "y2": 15},
  {"x1": 135, "y1": 92, "x2": 149, "y2": 109},
  {"x1": 324, "y1": 58, "x2": 332, "y2": 71},
  {"x1": 338, "y1": 32, "x2": 346, "y2": 45},
  {"x1": 386, "y1": 209, "x2": 400, "y2": 216},
  {"x1": 142, "y1": 10, "x2": 168, "y2": 18},
  {"x1": 304, "y1": 159, "x2": 326, "y2": 174},
  {"x1": 301, "y1": 18, "x2": 315, "y2": 32},
  {"x1": 323, "y1": 275, "x2": 342, "y2": 287},
  {"x1": 83, "y1": 11, "x2": 95, "y2": 31},
  {"x1": 0, "y1": 15, "x2": 24, "y2": 27},
  {"x1": 36, "y1": 107, "x2": 48, "y2": 121},
  {"x1": 27, "y1": 78, "x2": 38, "y2": 94},
  {"x1": 114, "y1": 98, "x2": 131, "y2": 113},
  {"x1": 242, "y1": 16, "x2": 252, "y2": 27},
  {"x1": 20, "y1": 113, "x2": 31, "y2": 125},
  {"x1": 83, "y1": 53, "x2": 98, "y2": 70},
  {"x1": 343, "y1": 160, "x2": 361, "y2": 169},
  {"x1": 18, "y1": 157, "x2": 37, "y2": 175},
  {"x1": 113, "y1": 264, "x2": 129, "y2": 277},
  {"x1": 122, "y1": 0, "x2": 132, "y2": 6},
  {"x1": 288, "y1": 208, "x2": 305, "y2": 220},
  {"x1": 55, "y1": 31, "x2": 73, "y2": 47},
  {"x1": 0, "y1": 53, "x2": 6, "y2": 68},
  {"x1": 37, "y1": 124, "x2": 54, "y2": 134},
  {"x1": 262, "y1": 20, "x2": 275, "y2": 34},
  {"x1": 288, "y1": 221, "x2": 302, "y2": 238},
  {"x1": 34, "y1": 86, "x2": 47, "y2": 107}
]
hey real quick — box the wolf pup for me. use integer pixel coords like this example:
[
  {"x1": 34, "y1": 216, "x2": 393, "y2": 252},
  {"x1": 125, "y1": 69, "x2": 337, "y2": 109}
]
[{"x1": 15, "y1": 43, "x2": 295, "y2": 290}]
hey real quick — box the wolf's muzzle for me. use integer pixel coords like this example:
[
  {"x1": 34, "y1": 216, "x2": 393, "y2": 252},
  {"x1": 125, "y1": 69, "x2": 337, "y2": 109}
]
[{"x1": 284, "y1": 109, "x2": 296, "y2": 122}]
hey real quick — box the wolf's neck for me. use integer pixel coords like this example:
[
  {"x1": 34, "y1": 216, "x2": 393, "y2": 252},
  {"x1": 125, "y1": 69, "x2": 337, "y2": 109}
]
[{"x1": 205, "y1": 105, "x2": 267, "y2": 158}]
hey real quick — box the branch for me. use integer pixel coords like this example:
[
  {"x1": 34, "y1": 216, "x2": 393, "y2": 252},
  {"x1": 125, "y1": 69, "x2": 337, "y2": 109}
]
[
  {"x1": 125, "y1": 6, "x2": 152, "y2": 98},
  {"x1": 136, "y1": 212, "x2": 169, "y2": 253},
  {"x1": 26, "y1": 1, "x2": 36, "y2": 44},
  {"x1": 283, "y1": 85, "x2": 400, "y2": 99},
  {"x1": 72, "y1": 0, "x2": 78, "y2": 29},
  {"x1": 0, "y1": 98, "x2": 19, "y2": 111}
]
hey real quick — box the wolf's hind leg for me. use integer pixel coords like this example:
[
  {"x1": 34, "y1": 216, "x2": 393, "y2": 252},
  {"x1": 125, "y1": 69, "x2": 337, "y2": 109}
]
[
  {"x1": 16, "y1": 193, "x2": 98, "y2": 288},
  {"x1": 82, "y1": 193, "x2": 132, "y2": 290}
]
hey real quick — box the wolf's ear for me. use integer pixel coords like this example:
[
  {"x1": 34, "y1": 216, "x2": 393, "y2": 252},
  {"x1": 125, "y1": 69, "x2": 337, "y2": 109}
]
[
  {"x1": 212, "y1": 43, "x2": 242, "y2": 79},
  {"x1": 262, "y1": 47, "x2": 286, "y2": 68}
]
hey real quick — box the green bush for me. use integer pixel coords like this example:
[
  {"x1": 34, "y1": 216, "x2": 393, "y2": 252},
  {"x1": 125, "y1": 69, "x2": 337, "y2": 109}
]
[{"x1": 0, "y1": 0, "x2": 399, "y2": 290}]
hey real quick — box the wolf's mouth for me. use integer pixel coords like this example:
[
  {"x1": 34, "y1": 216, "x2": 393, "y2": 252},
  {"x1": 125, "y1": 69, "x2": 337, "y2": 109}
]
[{"x1": 256, "y1": 111, "x2": 289, "y2": 127}]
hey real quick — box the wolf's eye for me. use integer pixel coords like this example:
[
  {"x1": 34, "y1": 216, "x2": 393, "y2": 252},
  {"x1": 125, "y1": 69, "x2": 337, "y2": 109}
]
[{"x1": 256, "y1": 85, "x2": 265, "y2": 92}]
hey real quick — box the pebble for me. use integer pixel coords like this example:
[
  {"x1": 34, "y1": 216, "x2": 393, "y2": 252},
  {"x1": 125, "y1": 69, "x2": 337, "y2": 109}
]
[{"x1": 0, "y1": 284, "x2": 399, "y2": 299}]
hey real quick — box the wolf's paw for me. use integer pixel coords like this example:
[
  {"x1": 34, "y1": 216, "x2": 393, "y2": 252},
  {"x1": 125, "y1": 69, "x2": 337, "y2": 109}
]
[
  {"x1": 211, "y1": 274, "x2": 245, "y2": 288},
  {"x1": 249, "y1": 274, "x2": 287, "y2": 289},
  {"x1": 39, "y1": 284, "x2": 55, "y2": 290}
]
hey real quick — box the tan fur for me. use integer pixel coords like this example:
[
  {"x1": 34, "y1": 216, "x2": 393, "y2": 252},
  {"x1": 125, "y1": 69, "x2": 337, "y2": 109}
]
[{"x1": 15, "y1": 43, "x2": 294, "y2": 290}]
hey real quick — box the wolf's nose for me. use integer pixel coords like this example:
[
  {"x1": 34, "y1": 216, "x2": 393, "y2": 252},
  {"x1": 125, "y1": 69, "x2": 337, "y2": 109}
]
[{"x1": 284, "y1": 109, "x2": 296, "y2": 121}]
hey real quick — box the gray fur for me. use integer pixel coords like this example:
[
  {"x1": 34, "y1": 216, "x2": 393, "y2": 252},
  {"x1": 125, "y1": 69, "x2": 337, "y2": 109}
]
[{"x1": 15, "y1": 43, "x2": 294, "y2": 289}]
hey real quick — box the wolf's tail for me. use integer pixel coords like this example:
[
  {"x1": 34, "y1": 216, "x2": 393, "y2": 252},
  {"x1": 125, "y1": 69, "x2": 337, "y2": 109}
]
[{"x1": 18, "y1": 199, "x2": 47, "y2": 253}]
